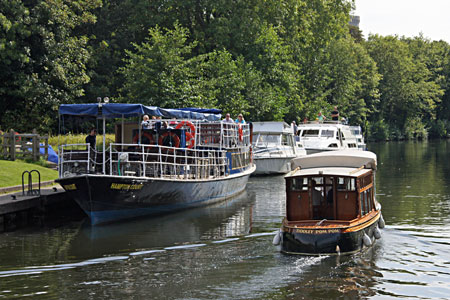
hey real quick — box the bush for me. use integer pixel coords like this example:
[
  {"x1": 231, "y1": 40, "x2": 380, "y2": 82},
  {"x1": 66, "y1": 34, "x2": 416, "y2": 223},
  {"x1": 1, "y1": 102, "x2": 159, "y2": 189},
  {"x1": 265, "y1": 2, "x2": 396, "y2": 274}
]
[
  {"x1": 429, "y1": 119, "x2": 448, "y2": 138},
  {"x1": 368, "y1": 119, "x2": 389, "y2": 141},
  {"x1": 48, "y1": 134, "x2": 115, "y2": 151},
  {"x1": 403, "y1": 117, "x2": 428, "y2": 140}
]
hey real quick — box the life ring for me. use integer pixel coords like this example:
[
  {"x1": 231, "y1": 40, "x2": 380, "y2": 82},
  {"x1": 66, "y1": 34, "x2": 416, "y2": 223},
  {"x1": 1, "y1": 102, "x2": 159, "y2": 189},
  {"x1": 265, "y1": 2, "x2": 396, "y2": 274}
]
[
  {"x1": 133, "y1": 132, "x2": 154, "y2": 148},
  {"x1": 238, "y1": 125, "x2": 243, "y2": 141},
  {"x1": 158, "y1": 131, "x2": 180, "y2": 151},
  {"x1": 14, "y1": 131, "x2": 21, "y2": 142},
  {"x1": 175, "y1": 121, "x2": 196, "y2": 149}
]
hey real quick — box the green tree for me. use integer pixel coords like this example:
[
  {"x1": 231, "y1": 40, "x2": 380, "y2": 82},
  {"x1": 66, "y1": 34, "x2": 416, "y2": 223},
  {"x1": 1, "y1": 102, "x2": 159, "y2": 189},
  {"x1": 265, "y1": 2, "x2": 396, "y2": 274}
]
[
  {"x1": 365, "y1": 35, "x2": 443, "y2": 138},
  {"x1": 0, "y1": 0, "x2": 101, "y2": 133}
]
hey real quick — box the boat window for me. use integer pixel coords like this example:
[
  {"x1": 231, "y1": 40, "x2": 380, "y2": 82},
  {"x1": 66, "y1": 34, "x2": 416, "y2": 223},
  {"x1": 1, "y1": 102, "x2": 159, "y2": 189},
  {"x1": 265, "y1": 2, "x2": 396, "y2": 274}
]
[
  {"x1": 361, "y1": 173, "x2": 373, "y2": 187},
  {"x1": 256, "y1": 134, "x2": 280, "y2": 145},
  {"x1": 282, "y1": 134, "x2": 293, "y2": 146},
  {"x1": 348, "y1": 143, "x2": 356, "y2": 148},
  {"x1": 291, "y1": 177, "x2": 308, "y2": 191},
  {"x1": 328, "y1": 143, "x2": 338, "y2": 148},
  {"x1": 302, "y1": 130, "x2": 319, "y2": 137},
  {"x1": 321, "y1": 130, "x2": 334, "y2": 138},
  {"x1": 337, "y1": 177, "x2": 355, "y2": 191},
  {"x1": 360, "y1": 187, "x2": 373, "y2": 216}
]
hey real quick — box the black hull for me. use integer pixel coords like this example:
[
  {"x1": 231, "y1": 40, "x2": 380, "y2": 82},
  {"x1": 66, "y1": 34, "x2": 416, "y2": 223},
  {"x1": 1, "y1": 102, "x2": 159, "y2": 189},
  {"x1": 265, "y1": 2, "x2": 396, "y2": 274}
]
[
  {"x1": 56, "y1": 166, "x2": 255, "y2": 225},
  {"x1": 280, "y1": 213, "x2": 381, "y2": 255}
]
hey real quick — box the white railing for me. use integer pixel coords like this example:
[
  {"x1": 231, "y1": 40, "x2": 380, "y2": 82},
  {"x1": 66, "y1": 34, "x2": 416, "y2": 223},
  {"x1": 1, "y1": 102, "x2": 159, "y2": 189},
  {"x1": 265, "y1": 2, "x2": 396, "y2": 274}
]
[
  {"x1": 109, "y1": 143, "x2": 229, "y2": 179},
  {"x1": 58, "y1": 121, "x2": 252, "y2": 179}
]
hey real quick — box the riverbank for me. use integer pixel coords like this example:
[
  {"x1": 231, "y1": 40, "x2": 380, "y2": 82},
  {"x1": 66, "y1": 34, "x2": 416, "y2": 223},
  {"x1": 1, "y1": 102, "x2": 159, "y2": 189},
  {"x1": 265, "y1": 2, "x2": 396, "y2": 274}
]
[{"x1": 0, "y1": 160, "x2": 58, "y2": 190}]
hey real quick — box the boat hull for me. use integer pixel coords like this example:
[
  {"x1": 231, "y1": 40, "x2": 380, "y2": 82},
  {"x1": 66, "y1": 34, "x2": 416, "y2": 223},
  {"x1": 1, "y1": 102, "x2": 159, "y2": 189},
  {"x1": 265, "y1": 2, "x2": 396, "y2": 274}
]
[
  {"x1": 56, "y1": 165, "x2": 255, "y2": 225},
  {"x1": 280, "y1": 212, "x2": 381, "y2": 255},
  {"x1": 253, "y1": 156, "x2": 295, "y2": 175}
]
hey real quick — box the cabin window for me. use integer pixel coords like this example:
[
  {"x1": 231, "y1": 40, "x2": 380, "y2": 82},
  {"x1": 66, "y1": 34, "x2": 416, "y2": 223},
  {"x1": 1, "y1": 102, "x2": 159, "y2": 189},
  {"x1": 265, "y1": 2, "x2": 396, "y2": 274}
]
[
  {"x1": 348, "y1": 143, "x2": 356, "y2": 148},
  {"x1": 321, "y1": 130, "x2": 334, "y2": 138},
  {"x1": 256, "y1": 134, "x2": 280, "y2": 145},
  {"x1": 337, "y1": 177, "x2": 355, "y2": 191},
  {"x1": 361, "y1": 173, "x2": 373, "y2": 187},
  {"x1": 302, "y1": 130, "x2": 319, "y2": 137},
  {"x1": 360, "y1": 187, "x2": 373, "y2": 216},
  {"x1": 291, "y1": 177, "x2": 308, "y2": 191},
  {"x1": 282, "y1": 134, "x2": 293, "y2": 147}
]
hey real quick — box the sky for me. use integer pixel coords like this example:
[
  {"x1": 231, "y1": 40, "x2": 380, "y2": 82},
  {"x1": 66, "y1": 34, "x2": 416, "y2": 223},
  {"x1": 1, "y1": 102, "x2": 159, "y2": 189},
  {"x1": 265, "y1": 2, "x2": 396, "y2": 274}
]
[{"x1": 353, "y1": 0, "x2": 450, "y2": 43}]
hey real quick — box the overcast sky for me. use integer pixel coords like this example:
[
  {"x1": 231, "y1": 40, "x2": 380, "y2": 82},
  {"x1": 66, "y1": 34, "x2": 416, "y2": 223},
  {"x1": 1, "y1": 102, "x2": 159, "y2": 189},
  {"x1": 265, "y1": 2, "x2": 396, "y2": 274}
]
[{"x1": 353, "y1": 0, "x2": 450, "y2": 43}]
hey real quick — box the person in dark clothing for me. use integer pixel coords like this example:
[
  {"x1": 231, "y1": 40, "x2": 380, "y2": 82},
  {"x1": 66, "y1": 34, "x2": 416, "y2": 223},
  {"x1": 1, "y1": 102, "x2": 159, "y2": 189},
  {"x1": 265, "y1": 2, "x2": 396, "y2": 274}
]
[
  {"x1": 331, "y1": 106, "x2": 339, "y2": 121},
  {"x1": 85, "y1": 128, "x2": 97, "y2": 150}
]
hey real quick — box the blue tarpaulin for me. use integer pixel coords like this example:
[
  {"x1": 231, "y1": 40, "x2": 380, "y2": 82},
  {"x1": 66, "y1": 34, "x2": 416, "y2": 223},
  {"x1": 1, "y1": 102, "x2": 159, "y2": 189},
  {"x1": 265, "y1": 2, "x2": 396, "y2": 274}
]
[{"x1": 59, "y1": 104, "x2": 221, "y2": 121}]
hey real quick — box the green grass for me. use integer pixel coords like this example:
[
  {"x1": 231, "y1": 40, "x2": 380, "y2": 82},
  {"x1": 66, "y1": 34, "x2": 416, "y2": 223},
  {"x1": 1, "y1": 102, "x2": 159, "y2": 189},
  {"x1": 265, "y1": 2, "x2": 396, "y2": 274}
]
[{"x1": 0, "y1": 160, "x2": 58, "y2": 188}]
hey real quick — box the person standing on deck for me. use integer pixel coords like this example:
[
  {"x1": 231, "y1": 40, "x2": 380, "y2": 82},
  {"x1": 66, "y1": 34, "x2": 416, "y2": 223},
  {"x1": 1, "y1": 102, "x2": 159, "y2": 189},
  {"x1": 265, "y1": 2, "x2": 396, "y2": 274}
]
[
  {"x1": 292, "y1": 121, "x2": 298, "y2": 136},
  {"x1": 85, "y1": 128, "x2": 97, "y2": 150},
  {"x1": 235, "y1": 114, "x2": 246, "y2": 124},
  {"x1": 141, "y1": 115, "x2": 152, "y2": 129},
  {"x1": 222, "y1": 113, "x2": 234, "y2": 123},
  {"x1": 317, "y1": 112, "x2": 326, "y2": 122},
  {"x1": 331, "y1": 106, "x2": 340, "y2": 121}
]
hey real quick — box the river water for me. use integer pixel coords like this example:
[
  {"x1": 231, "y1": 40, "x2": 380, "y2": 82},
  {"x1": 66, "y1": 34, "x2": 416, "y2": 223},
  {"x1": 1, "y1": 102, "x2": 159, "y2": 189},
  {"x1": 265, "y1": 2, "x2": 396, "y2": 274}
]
[{"x1": 0, "y1": 141, "x2": 449, "y2": 299}]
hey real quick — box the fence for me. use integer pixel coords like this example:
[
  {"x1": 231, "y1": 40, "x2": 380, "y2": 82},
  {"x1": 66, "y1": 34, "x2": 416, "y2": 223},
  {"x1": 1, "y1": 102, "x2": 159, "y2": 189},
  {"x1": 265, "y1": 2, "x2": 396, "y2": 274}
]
[{"x1": 0, "y1": 129, "x2": 49, "y2": 161}]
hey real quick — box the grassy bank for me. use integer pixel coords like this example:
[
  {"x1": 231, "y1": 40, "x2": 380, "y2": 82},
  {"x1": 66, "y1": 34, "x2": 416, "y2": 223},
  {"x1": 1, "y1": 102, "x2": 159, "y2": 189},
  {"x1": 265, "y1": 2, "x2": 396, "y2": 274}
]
[{"x1": 0, "y1": 160, "x2": 58, "y2": 188}]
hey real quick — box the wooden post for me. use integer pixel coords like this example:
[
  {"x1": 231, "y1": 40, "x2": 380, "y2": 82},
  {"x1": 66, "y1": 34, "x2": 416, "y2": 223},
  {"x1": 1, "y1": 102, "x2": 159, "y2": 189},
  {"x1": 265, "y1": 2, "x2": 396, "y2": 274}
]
[
  {"x1": 32, "y1": 129, "x2": 38, "y2": 161},
  {"x1": 10, "y1": 129, "x2": 15, "y2": 161},
  {"x1": 44, "y1": 135, "x2": 48, "y2": 158}
]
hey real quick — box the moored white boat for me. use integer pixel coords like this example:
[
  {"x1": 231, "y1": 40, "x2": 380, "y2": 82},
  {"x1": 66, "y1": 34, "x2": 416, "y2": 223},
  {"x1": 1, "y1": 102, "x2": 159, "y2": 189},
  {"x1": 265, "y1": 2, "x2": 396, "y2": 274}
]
[
  {"x1": 252, "y1": 122, "x2": 307, "y2": 175},
  {"x1": 296, "y1": 121, "x2": 365, "y2": 154}
]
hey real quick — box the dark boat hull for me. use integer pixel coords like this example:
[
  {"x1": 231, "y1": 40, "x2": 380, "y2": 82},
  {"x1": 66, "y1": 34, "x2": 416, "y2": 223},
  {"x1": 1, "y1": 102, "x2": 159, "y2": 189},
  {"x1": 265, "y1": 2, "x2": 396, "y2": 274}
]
[
  {"x1": 56, "y1": 166, "x2": 255, "y2": 225},
  {"x1": 280, "y1": 212, "x2": 381, "y2": 255}
]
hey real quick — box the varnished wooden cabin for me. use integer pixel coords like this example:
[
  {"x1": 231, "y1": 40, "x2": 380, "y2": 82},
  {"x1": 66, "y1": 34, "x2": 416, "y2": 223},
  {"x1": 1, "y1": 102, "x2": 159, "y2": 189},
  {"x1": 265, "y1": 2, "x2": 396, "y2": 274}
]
[{"x1": 275, "y1": 150, "x2": 384, "y2": 255}]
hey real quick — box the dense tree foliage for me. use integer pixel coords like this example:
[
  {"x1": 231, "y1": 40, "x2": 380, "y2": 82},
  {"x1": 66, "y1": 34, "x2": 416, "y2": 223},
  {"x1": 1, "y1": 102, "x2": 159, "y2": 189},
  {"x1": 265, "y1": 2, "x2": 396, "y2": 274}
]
[
  {"x1": 0, "y1": 0, "x2": 101, "y2": 132},
  {"x1": 1, "y1": 0, "x2": 450, "y2": 140}
]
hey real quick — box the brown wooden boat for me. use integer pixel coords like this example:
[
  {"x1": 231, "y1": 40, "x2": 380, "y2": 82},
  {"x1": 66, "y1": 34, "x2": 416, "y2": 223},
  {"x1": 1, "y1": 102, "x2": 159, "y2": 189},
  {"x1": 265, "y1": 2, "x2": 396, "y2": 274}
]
[{"x1": 273, "y1": 150, "x2": 384, "y2": 255}]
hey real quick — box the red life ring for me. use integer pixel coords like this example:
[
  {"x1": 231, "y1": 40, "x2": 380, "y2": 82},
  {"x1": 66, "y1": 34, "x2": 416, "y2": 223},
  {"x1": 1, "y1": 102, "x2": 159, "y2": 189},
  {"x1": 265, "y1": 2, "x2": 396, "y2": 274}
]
[
  {"x1": 158, "y1": 131, "x2": 180, "y2": 151},
  {"x1": 238, "y1": 125, "x2": 243, "y2": 141},
  {"x1": 14, "y1": 131, "x2": 21, "y2": 142},
  {"x1": 175, "y1": 121, "x2": 196, "y2": 149},
  {"x1": 133, "y1": 132, "x2": 155, "y2": 148}
]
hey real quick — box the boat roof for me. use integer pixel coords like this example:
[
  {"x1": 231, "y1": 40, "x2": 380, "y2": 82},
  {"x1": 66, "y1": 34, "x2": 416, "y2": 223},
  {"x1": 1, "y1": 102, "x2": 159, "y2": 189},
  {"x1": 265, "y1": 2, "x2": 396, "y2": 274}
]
[
  {"x1": 290, "y1": 150, "x2": 377, "y2": 171},
  {"x1": 59, "y1": 103, "x2": 222, "y2": 121},
  {"x1": 252, "y1": 122, "x2": 292, "y2": 134},
  {"x1": 297, "y1": 122, "x2": 356, "y2": 131},
  {"x1": 286, "y1": 166, "x2": 371, "y2": 178}
]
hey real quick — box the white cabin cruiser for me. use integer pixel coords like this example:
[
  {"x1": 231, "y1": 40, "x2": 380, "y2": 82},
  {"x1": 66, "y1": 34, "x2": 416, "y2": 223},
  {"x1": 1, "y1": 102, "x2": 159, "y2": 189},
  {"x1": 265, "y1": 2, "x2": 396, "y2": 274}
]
[
  {"x1": 252, "y1": 122, "x2": 307, "y2": 175},
  {"x1": 296, "y1": 122, "x2": 365, "y2": 154}
]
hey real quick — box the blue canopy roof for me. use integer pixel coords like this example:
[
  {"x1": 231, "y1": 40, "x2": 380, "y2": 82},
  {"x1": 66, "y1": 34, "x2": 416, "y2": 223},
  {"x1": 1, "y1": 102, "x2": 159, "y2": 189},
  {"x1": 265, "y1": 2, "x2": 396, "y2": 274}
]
[{"x1": 59, "y1": 103, "x2": 222, "y2": 121}]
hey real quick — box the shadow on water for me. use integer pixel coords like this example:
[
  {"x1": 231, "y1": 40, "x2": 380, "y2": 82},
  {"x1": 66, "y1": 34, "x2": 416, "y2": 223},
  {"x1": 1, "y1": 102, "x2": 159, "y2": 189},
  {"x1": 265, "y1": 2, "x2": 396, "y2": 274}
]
[{"x1": 69, "y1": 190, "x2": 256, "y2": 258}]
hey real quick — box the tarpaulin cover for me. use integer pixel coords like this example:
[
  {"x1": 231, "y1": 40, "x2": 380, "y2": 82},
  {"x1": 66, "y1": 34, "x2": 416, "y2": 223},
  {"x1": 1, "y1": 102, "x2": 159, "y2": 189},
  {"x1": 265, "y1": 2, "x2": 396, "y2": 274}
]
[{"x1": 59, "y1": 104, "x2": 221, "y2": 121}]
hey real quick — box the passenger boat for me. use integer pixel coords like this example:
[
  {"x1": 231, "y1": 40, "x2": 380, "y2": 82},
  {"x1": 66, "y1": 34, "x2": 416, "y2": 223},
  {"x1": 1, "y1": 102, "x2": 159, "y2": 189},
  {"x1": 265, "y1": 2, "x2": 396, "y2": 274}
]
[
  {"x1": 252, "y1": 122, "x2": 306, "y2": 175},
  {"x1": 296, "y1": 121, "x2": 366, "y2": 154},
  {"x1": 56, "y1": 103, "x2": 255, "y2": 225},
  {"x1": 273, "y1": 150, "x2": 384, "y2": 255}
]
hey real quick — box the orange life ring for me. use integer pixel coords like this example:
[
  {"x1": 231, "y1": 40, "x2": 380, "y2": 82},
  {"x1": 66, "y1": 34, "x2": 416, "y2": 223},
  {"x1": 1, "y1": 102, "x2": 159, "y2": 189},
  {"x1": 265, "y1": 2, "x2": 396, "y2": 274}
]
[
  {"x1": 133, "y1": 132, "x2": 155, "y2": 148},
  {"x1": 238, "y1": 125, "x2": 243, "y2": 141},
  {"x1": 175, "y1": 121, "x2": 196, "y2": 149},
  {"x1": 158, "y1": 131, "x2": 180, "y2": 151}
]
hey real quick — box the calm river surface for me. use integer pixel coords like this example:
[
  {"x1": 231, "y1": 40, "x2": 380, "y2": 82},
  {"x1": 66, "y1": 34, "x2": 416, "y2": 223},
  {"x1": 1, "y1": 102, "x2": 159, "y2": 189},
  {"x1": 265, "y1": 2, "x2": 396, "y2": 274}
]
[{"x1": 0, "y1": 141, "x2": 449, "y2": 299}]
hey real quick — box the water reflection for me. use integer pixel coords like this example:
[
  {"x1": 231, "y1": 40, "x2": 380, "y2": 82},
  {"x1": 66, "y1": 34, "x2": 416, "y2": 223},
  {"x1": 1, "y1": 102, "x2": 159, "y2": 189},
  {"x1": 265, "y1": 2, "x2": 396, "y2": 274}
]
[{"x1": 68, "y1": 190, "x2": 256, "y2": 258}]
